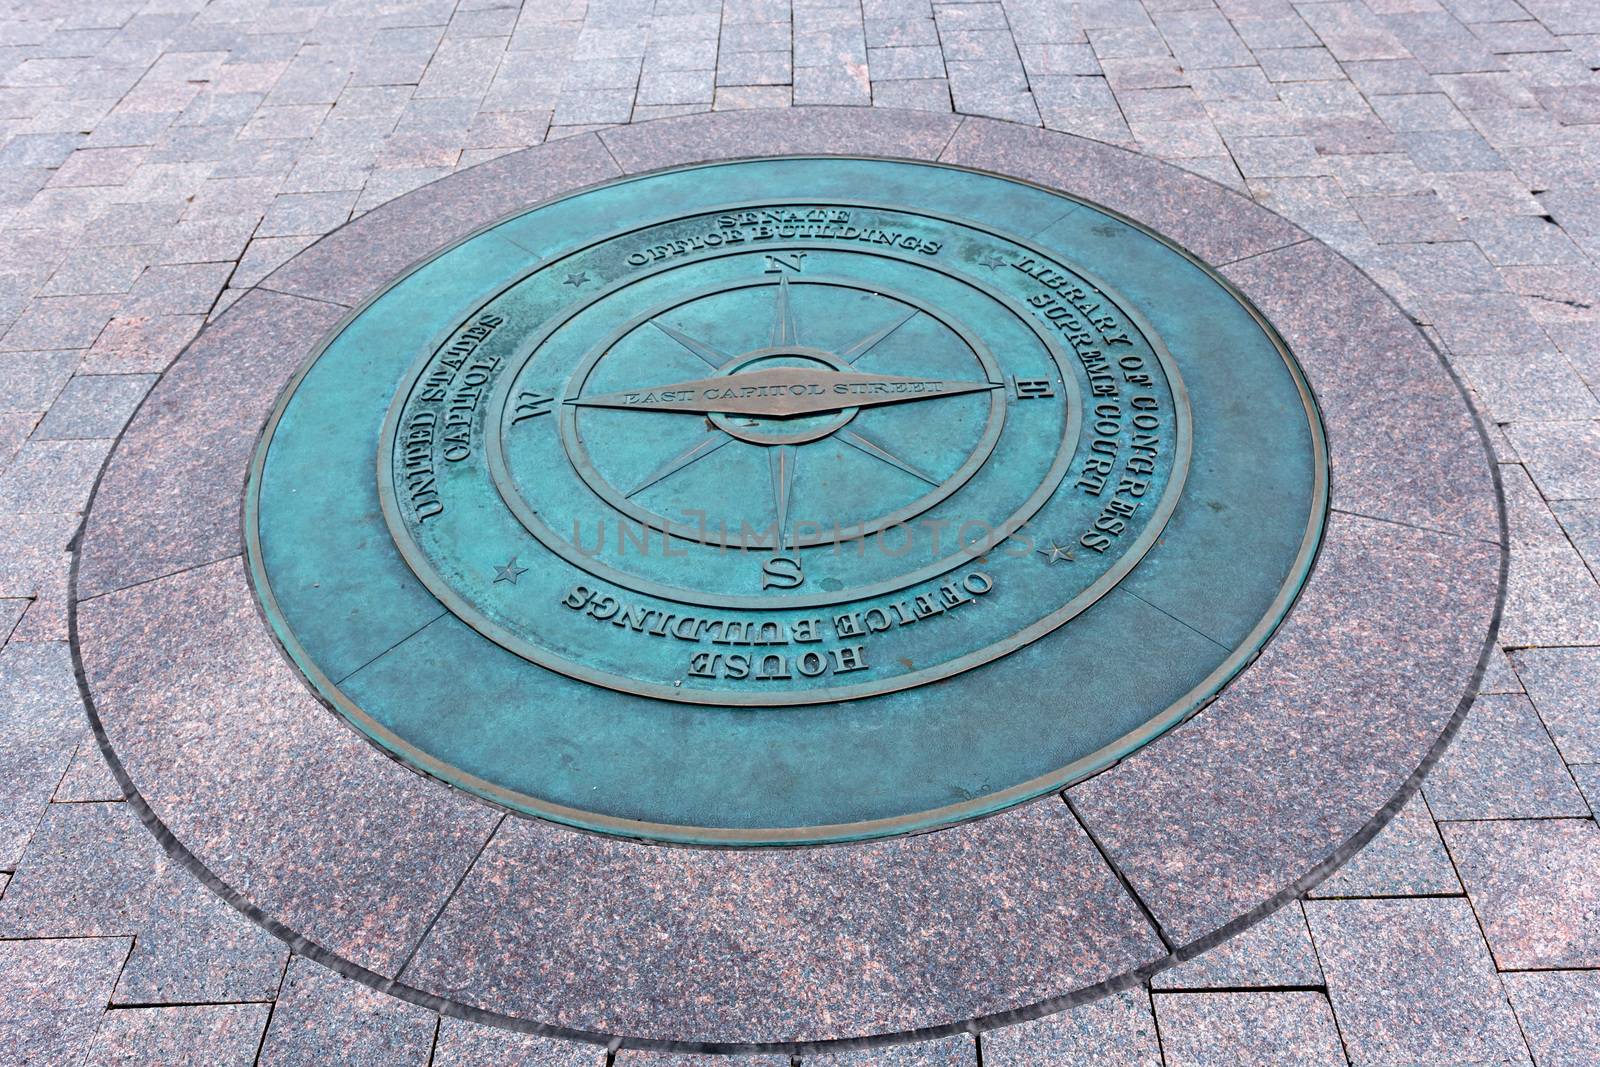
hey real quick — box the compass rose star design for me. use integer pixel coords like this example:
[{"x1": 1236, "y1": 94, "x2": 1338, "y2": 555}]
[
  {"x1": 564, "y1": 271, "x2": 590, "y2": 288},
  {"x1": 978, "y1": 252, "x2": 1007, "y2": 271},
  {"x1": 492, "y1": 557, "x2": 528, "y2": 584},
  {"x1": 1038, "y1": 541, "x2": 1075, "y2": 564},
  {"x1": 563, "y1": 276, "x2": 1007, "y2": 552}
]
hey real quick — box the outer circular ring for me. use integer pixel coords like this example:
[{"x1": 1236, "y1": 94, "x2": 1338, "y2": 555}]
[{"x1": 69, "y1": 110, "x2": 1504, "y2": 1055}]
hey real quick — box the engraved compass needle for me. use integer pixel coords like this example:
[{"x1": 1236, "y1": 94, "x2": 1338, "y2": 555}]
[
  {"x1": 838, "y1": 429, "x2": 940, "y2": 487},
  {"x1": 770, "y1": 275, "x2": 799, "y2": 347},
  {"x1": 837, "y1": 308, "x2": 918, "y2": 365},
  {"x1": 625, "y1": 433, "x2": 732, "y2": 498},
  {"x1": 568, "y1": 367, "x2": 999, "y2": 419},
  {"x1": 651, "y1": 320, "x2": 729, "y2": 369},
  {"x1": 769, "y1": 445, "x2": 795, "y2": 549}
]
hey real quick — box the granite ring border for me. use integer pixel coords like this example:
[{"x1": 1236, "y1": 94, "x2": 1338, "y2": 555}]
[{"x1": 65, "y1": 108, "x2": 1506, "y2": 1054}]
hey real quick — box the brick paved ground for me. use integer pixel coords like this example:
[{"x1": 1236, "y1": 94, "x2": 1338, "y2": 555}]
[{"x1": 0, "y1": 0, "x2": 1596, "y2": 1062}]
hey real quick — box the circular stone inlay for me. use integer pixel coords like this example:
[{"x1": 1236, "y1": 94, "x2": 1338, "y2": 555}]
[{"x1": 246, "y1": 158, "x2": 1328, "y2": 846}]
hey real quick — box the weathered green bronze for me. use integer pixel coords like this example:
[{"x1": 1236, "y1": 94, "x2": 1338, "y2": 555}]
[{"x1": 247, "y1": 158, "x2": 1327, "y2": 845}]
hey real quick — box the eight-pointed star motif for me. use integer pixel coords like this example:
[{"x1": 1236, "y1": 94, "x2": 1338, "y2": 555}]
[{"x1": 574, "y1": 278, "x2": 1001, "y2": 551}]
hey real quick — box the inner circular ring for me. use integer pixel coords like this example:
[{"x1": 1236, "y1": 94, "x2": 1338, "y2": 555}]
[
  {"x1": 501, "y1": 271, "x2": 1059, "y2": 606},
  {"x1": 706, "y1": 348, "x2": 860, "y2": 445}
]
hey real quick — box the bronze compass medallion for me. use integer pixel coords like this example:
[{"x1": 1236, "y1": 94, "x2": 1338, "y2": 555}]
[{"x1": 248, "y1": 159, "x2": 1326, "y2": 844}]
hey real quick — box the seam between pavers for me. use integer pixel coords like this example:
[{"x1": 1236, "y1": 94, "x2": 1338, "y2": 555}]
[
  {"x1": 1217, "y1": 236, "x2": 1313, "y2": 269},
  {"x1": 62, "y1": 110, "x2": 1510, "y2": 1056},
  {"x1": 254, "y1": 949, "x2": 292, "y2": 1060},
  {"x1": 1306, "y1": 889, "x2": 1468, "y2": 901},
  {"x1": 936, "y1": 113, "x2": 969, "y2": 157},
  {"x1": 1329, "y1": 506, "x2": 1505, "y2": 547},
  {"x1": 1501, "y1": 971, "x2": 1544, "y2": 1067},
  {"x1": 424, "y1": 1012, "x2": 443, "y2": 1066},
  {"x1": 1147, "y1": 981, "x2": 1332, "y2": 994},
  {"x1": 251, "y1": 282, "x2": 355, "y2": 310},
  {"x1": 394, "y1": 813, "x2": 505, "y2": 979},
  {"x1": 96, "y1": 995, "x2": 281, "y2": 1008},
  {"x1": 72, "y1": 551, "x2": 246, "y2": 606},
  {"x1": 1432, "y1": 813, "x2": 1597, "y2": 823},
  {"x1": 1146, "y1": 985, "x2": 1169, "y2": 1065},
  {"x1": 1489, "y1": 964, "x2": 1600, "y2": 974},
  {"x1": 594, "y1": 124, "x2": 629, "y2": 174},
  {"x1": 1297, "y1": 900, "x2": 1358, "y2": 1066},
  {"x1": 1062, "y1": 793, "x2": 1175, "y2": 951},
  {"x1": 83, "y1": 936, "x2": 139, "y2": 1053},
  {"x1": 0, "y1": 933, "x2": 138, "y2": 943}
]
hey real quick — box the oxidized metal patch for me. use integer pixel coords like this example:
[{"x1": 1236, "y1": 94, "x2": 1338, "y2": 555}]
[{"x1": 248, "y1": 159, "x2": 1326, "y2": 845}]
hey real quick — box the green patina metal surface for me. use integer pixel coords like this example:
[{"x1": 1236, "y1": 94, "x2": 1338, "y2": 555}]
[{"x1": 246, "y1": 158, "x2": 1328, "y2": 846}]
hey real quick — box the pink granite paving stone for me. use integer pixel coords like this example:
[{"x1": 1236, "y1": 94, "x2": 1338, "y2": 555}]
[
  {"x1": 402, "y1": 800, "x2": 1164, "y2": 1043},
  {"x1": 0, "y1": 641, "x2": 85, "y2": 867},
  {"x1": 979, "y1": 992, "x2": 1162, "y2": 1067},
  {"x1": 0, "y1": 802, "x2": 286, "y2": 1003},
  {"x1": 617, "y1": 1042, "x2": 979, "y2": 1067},
  {"x1": 1497, "y1": 521, "x2": 1600, "y2": 647},
  {"x1": 73, "y1": 289, "x2": 345, "y2": 600},
  {"x1": 598, "y1": 107, "x2": 962, "y2": 174},
  {"x1": 1422, "y1": 694, "x2": 1591, "y2": 820},
  {"x1": 257, "y1": 957, "x2": 435, "y2": 1067},
  {"x1": 431, "y1": 1017, "x2": 606, "y2": 1067},
  {"x1": 614, "y1": 1054, "x2": 789, "y2": 1067},
  {"x1": 1222, "y1": 240, "x2": 1500, "y2": 543},
  {"x1": 936, "y1": 116, "x2": 1305, "y2": 265},
  {"x1": 79, "y1": 315, "x2": 204, "y2": 374},
  {"x1": 1305, "y1": 897, "x2": 1531, "y2": 1066},
  {"x1": 1442, "y1": 819, "x2": 1600, "y2": 970},
  {"x1": 1151, "y1": 903, "x2": 1323, "y2": 989},
  {"x1": 50, "y1": 737, "x2": 122, "y2": 803},
  {"x1": 1306, "y1": 794, "x2": 1461, "y2": 898},
  {"x1": 1506, "y1": 420, "x2": 1600, "y2": 501},
  {"x1": 1511, "y1": 646, "x2": 1600, "y2": 765},
  {"x1": 1503, "y1": 971, "x2": 1600, "y2": 1067},
  {"x1": 0, "y1": 936, "x2": 132, "y2": 1067},
  {"x1": 812, "y1": 1036, "x2": 977, "y2": 1066},
  {"x1": 1071, "y1": 513, "x2": 1497, "y2": 946},
  {"x1": 82, "y1": 1004, "x2": 271, "y2": 1067},
  {"x1": 1154, "y1": 992, "x2": 1348, "y2": 1067},
  {"x1": 76, "y1": 557, "x2": 500, "y2": 977}
]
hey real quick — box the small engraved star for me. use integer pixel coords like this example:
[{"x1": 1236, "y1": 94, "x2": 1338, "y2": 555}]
[
  {"x1": 564, "y1": 271, "x2": 590, "y2": 288},
  {"x1": 978, "y1": 253, "x2": 1007, "y2": 271},
  {"x1": 492, "y1": 557, "x2": 528, "y2": 584},
  {"x1": 1038, "y1": 541, "x2": 1075, "y2": 565}
]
